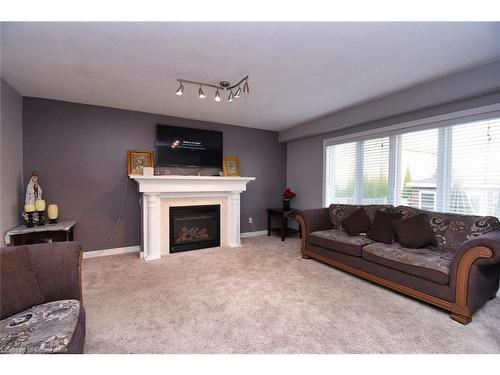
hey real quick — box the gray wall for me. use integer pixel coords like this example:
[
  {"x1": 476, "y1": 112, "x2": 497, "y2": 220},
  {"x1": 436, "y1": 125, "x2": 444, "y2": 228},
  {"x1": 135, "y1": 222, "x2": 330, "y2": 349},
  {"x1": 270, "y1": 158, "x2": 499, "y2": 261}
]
[
  {"x1": 0, "y1": 79, "x2": 23, "y2": 245},
  {"x1": 286, "y1": 91, "x2": 500, "y2": 210},
  {"x1": 23, "y1": 98, "x2": 286, "y2": 251}
]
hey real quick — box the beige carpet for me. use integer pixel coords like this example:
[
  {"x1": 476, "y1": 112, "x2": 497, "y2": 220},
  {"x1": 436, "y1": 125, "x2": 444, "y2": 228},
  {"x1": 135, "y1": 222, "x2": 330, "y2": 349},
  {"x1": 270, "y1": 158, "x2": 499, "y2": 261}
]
[{"x1": 82, "y1": 235, "x2": 500, "y2": 353}]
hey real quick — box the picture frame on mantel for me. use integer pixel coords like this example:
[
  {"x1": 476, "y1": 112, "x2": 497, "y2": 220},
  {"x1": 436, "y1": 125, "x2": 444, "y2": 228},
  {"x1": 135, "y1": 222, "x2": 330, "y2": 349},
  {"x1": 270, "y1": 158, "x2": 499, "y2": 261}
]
[
  {"x1": 223, "y1": 156, "x2": 240, "y2": 177},
  {"x1": 128, "y1": 150, "x2": 154, "y2": 176}
]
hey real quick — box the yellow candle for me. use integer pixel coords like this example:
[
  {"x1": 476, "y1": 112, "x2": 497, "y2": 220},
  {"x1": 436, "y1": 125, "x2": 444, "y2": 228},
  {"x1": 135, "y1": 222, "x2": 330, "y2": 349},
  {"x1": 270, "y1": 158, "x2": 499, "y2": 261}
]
[
  {"x1": 35, "y1": 199, "x2": 46, "y2": 212},
  {"x1": 47, "y1": 204, "x2": 59, "y2": 220},
  {"x1": 24, "y1": 204, "x2": 36, "y2": 213}
]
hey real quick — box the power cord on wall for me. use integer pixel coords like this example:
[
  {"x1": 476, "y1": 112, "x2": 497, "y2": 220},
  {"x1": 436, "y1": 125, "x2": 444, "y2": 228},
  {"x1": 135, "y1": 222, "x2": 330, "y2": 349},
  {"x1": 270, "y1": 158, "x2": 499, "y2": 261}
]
[
  {"x1": 104, "y1": 178, "x2": 130, "y2": 250},
  {"x1": 241, "y1": 193, "x2": 254, "y2": 232}
]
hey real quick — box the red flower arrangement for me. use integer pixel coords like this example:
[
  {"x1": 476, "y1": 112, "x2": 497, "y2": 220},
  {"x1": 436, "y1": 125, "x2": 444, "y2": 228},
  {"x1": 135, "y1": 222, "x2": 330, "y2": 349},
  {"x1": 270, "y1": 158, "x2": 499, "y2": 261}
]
[{"x1": 283, "y1": 188, "x2": 296, "y2": 199}]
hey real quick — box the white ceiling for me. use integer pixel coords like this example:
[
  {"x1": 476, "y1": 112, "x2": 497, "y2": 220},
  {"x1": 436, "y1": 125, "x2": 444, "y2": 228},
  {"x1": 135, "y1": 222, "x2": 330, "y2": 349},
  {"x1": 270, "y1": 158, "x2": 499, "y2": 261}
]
[{"x1": 2, "y1": 22, "x2": 500, "y2": 131}]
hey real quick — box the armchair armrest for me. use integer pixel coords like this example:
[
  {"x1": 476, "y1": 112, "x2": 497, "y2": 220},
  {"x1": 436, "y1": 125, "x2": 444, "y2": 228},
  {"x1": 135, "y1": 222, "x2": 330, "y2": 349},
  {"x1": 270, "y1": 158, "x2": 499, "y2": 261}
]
[
  {"x1": 295, "y1": 208, "x2": 333, "y2": 255},
  {"x1": 27, "y1": 241, "x2": 83, "y2": 303}
]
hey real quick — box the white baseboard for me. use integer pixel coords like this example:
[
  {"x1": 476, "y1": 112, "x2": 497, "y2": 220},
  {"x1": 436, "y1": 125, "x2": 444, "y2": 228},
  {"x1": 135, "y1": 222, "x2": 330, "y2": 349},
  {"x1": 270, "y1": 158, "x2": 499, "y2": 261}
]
[
  {"x1": 83, "y1": 245, "x2": 140, "y2": 259},
  {"x1": 240, "y1": 230, "x2": 267, "y2": 238}
]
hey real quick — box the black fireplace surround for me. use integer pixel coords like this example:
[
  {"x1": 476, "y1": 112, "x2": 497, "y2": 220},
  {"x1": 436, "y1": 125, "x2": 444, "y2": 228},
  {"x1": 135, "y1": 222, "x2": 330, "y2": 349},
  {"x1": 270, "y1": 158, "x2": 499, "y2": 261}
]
[{"x1": 169, "y1": 205, "x2": 221, "y2": 253}]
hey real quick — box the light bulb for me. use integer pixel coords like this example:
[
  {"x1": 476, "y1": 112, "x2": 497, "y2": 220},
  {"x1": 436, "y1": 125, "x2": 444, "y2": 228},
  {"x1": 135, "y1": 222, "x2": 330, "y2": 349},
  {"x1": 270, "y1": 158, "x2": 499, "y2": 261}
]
[
  {"x1": 235, "y1": 86, "x2": 242, "y2": 98},
  {"x1": 228, "y1": 90, "x2": 234, "y2": 102},
  {"x1": 175, "y1": 82, "x2": 184, "y2": 95},
  {"x1": 215, "y1": 89, "x2": 221, "y2": 102},
  {"x1": 198, "y1": 85, "x2": 205, "y2": 99}
]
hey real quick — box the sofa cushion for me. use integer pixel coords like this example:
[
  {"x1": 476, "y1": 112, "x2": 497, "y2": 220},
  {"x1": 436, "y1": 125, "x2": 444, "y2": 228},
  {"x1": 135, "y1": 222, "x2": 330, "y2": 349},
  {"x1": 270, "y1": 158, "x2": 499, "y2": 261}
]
[
  {"x1": 396, "y1": 205, "x2": 500, "y2": 253},
  {"x1": 393, "y1": 213, "x2": 436, "y2": 248},
  {"x1": 329, "y1": 204, "x2": 393, "y2": 229},
  {"x1": 367, "y1": 210, "x2": 402, "y2": 244},
  {"x1": 0, "y1": 299, "x2": 80, "y2": 354},
  {"x1": 309, "y1": 229, "x2": 373, "y2": 257},
  {"x1": 0, "y1": 246, "x2": 44, "y2": 320},
  {"x1": 362, "y1": 242, "x2": 453, "y2": 285},
  {"x1": 340, "y1": 207, "x2": 371, "y2": 236}
]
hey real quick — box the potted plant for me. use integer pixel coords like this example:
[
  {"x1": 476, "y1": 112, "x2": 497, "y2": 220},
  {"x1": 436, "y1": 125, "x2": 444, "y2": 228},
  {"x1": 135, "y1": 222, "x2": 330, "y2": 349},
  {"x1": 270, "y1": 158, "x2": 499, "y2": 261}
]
[{"x1": 282, "y1": 188, "x2": 296, "y2": 211}]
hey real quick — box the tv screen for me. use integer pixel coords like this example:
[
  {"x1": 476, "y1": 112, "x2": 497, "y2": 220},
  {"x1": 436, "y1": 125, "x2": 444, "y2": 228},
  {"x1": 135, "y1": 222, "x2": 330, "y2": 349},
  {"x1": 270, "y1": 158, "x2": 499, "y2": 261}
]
[{"x1": 156, "y1": 124, "x2": 223, "y2": 168}]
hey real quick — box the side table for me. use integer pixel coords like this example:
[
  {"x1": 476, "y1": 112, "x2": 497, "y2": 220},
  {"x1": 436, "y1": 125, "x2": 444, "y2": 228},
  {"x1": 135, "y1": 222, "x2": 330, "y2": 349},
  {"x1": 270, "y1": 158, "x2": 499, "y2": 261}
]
[
  {"x1": 266, "y1": 208, "x2": 301, "y2": 241},
  {"x1": 5, "y1": 220, "x2": 76, "y2": 246}
]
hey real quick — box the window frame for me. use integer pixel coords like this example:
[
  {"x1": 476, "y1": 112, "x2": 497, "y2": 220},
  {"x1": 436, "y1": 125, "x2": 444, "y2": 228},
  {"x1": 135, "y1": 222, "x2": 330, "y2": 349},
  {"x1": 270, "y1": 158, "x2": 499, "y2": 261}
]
[{"x1": 322, "y1": 107, "x2": 500, "y2": 212}]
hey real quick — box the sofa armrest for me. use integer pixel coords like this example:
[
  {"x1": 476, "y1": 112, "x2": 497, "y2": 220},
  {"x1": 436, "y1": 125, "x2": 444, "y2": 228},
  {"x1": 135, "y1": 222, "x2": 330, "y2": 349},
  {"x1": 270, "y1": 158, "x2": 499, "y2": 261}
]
[
  {"x1": 450, "y1": 229, "x2": 500, "y2": 273},
  {"x1": 27, "y1": 241, "x2": 83, "y2": 304},
  {"x1": 448, "y1": 229, "x2": 500, "y2": 323},
  {"x1": 295, "y1": 208, "x2": 333, "y2": 254}
]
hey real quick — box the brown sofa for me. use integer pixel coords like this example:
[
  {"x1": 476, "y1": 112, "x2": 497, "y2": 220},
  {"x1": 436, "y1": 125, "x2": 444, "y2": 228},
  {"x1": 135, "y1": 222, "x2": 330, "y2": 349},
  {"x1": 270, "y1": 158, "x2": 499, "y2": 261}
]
[
  {"x1": 0, "y1": 242, "x2": 85, "y2": 353},
  {"x1": 295, "y1": 204, "x2": 500, "y2": 324}
]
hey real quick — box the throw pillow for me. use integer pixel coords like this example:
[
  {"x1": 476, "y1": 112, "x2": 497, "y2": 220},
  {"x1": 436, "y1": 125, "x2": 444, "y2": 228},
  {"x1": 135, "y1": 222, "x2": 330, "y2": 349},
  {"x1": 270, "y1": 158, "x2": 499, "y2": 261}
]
[
  {"x1": 393, "y1": 213, "x2": 436, "y2": 248},
  {"x1": 340, "y1": 207, "x2": 371, "y2": 236},
  {"x1": 367, "y1": 210, "x2": 402, "y2": 244},
  {"x1": 0, "y1": 246, "x2": 44, "y2": 319}
]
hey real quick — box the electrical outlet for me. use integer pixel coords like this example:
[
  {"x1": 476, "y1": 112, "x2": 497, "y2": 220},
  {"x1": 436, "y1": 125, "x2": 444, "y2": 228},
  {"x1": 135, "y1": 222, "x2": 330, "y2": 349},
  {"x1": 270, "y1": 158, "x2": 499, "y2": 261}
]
[{"x1": 249, "y1": 217, "x2": 253, "y2": 224}]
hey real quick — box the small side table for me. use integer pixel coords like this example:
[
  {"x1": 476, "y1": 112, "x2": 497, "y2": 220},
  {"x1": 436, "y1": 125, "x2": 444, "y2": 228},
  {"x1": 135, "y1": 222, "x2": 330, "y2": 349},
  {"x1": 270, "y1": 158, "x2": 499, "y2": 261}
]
[
  {"x1": 266, "y1": 208, "x2": 301, "y2": 241},
  {"x1": 5, "y1": 220, "x2": 76, "y2": 246}
]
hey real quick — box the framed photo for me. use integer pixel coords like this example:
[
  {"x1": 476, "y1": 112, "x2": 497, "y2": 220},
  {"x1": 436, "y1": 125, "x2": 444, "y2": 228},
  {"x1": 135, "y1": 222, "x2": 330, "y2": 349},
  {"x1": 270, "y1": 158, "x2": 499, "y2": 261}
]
[
  {"x1": 223, "y1": 156, "x2": 240, "y2": 177},
  {"x1": 128, "y1": 150, "x2": 154, "y2": 176}
]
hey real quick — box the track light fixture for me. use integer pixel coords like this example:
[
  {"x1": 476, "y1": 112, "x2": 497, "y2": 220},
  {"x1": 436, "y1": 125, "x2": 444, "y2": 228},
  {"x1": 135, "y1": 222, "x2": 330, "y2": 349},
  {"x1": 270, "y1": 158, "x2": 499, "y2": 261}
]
[
  {"x1": 198, "y1": 85, "x2": 205, "y2": 99},
  {"x1": 175, "y1": 82, "x2": 184, "y2": 95},
  {"x1": 175, "y1": 76, "x2": 249, "y2": 102},
  {"x1": 234, "y1": 86, "x2": 242, "y2": 98}
]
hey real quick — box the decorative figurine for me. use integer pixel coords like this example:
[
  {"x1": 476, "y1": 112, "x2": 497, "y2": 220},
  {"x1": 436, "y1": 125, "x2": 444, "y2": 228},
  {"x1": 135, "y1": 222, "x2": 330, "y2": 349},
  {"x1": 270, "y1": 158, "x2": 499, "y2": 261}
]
[{"x1": 23, "y1": 171, "x2": 43, "y2": 224}]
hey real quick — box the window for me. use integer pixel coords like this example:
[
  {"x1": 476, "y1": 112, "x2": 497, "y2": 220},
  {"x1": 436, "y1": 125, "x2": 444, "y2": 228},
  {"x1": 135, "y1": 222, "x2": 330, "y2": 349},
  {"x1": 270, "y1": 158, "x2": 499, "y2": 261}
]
[
  {"x1": 449, "y1": 120, "x2": 500, "y2": 216},
  {"x1": 325, "y1": 142, "x2": 356, "y2": 204},
  {"x1": 398, "y1": 128, "x2": 438, "y2": 209},
  {"x1": 362, "y1": 137, "x2": 389, "y2": 204},
  {"x1": 324, "y1": 117, "x2": 500, "y2": 217}
]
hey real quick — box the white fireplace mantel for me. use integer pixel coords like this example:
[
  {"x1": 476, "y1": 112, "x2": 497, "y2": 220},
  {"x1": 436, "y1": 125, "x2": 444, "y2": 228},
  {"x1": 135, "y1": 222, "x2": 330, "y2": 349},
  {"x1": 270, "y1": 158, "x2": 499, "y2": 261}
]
[{"x1": 131, "y1": 175, "x2": 255, "y2": 260}]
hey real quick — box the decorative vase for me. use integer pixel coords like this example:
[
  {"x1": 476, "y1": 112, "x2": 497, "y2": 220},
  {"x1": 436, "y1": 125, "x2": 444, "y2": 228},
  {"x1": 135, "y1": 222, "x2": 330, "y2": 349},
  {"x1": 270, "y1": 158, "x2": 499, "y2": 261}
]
[
  {"x1": 283, "y1": 198, "x2": 291, "y2": 211},
  {"x1": 47, "y1": 204, "x2": 59, "y2": 224}
]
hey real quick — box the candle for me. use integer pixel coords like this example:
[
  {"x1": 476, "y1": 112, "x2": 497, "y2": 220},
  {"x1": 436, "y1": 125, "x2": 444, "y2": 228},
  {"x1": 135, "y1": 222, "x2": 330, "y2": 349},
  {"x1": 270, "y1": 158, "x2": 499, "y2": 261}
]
[
  {"x1": 35, "y1": 199, "x2": 46, "y2": 212},
  {"x1": 47, "y1": 204, "x2": 59, "y2": 221},
  {"x1": 24, "y1": 204, "x2": 36, "y2": 213}
]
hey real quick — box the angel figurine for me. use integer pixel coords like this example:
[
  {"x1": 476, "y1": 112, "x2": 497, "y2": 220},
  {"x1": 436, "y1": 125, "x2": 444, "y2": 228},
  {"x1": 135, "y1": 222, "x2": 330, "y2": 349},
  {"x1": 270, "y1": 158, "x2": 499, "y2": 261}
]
[{"x1": 23, "y1": 171, "x2": 43, "y2": 223}]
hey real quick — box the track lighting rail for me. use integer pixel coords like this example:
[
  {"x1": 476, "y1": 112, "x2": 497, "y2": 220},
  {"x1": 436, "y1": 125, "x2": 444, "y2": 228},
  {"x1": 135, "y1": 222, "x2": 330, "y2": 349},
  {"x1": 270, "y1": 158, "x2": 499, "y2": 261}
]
[{"x1": 175, "y1": 75, "x2": 250, "y2": 102}]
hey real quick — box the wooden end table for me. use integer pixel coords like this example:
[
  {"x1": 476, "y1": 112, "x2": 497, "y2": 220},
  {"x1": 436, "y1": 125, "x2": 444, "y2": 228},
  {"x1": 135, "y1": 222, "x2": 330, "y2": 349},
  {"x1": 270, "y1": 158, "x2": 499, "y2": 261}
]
[
  {"x1": 266, "y1": 208, "x2": 301, "y2": 241},
  {"x1": 5, "y1": 220, "x2": 76, "y2": 246}
]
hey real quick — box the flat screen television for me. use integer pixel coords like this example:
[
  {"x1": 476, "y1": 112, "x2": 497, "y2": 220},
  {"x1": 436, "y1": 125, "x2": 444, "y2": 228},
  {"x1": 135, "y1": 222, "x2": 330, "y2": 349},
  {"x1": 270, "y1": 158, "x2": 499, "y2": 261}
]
[{"x1": 156, "y1": 124, "x2": 223, "y2": 168}]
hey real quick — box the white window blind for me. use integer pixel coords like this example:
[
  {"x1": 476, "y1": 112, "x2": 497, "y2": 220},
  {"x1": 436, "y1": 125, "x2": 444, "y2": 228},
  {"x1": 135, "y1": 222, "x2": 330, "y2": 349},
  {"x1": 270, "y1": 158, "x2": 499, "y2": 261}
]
[
  {"x1": 324, "y1": 117, "x2": 500, "y2": 217},
  {"x1": 325, "y1": 142, "x2": 356, "y2": 205},
  {"x1": 449, "y1": 120, "x2": 500, "y2": 216},
  {"x1": 362, "y1": 137, "x2": 389, "y2": 204},
  {"x1": 398, "y1": 128, "x2": 438, "y2": 210}
]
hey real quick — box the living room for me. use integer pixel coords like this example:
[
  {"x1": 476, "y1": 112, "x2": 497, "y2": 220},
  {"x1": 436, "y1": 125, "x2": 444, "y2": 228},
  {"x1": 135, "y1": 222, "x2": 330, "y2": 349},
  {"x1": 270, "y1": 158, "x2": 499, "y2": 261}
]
[{"x1": 1, "y1": 1, "x2": 500, "y2": 371}]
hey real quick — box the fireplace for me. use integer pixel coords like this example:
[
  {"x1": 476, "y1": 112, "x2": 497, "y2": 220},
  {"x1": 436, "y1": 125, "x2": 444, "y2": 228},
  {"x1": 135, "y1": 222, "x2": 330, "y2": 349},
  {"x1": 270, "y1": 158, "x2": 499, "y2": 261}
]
[{"x1": 169, "y1": 205, "x2": 221, "y2": 253}]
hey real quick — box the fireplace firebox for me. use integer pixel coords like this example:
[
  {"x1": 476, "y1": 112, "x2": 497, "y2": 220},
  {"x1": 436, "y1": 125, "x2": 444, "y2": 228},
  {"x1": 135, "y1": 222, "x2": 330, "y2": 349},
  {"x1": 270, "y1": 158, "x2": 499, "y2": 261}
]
[{"x1": 169, "y1": 205, "x2": 220, "y2": 253}]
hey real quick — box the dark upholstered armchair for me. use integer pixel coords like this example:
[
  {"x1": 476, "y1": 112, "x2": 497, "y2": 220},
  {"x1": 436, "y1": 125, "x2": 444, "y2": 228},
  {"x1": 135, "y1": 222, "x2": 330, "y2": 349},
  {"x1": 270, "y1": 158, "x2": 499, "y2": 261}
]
[{"x1": 0, "y1": 242, "x2": 85, "y2": 353}]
